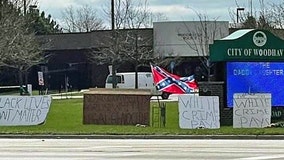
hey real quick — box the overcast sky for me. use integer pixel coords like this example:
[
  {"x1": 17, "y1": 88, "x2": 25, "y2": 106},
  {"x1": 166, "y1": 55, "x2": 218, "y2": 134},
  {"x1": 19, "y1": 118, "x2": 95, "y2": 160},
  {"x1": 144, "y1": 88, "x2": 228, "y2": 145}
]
[{"x1": 36, "y1": 0, "x2": 282, "y2": 27}]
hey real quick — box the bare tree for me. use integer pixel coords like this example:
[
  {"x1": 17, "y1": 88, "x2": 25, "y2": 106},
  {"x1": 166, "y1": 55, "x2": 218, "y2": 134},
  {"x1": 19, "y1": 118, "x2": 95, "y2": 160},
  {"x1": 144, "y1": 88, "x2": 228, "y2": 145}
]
[
  {"x1": 61, "y1": 4, "x2": 105, "y2": 32},
  {"x1": 269, "y1": 2, "x2": 284, "y2": 29},
  {"x1": 229, "y1": 0, "x2": 283, "y2": 32},
  {"x1": 89, "y1": 0, "x2": 166, "y2": 88},
  {"x1": 110, "y1": 0, "x2": 166, "y2": 29},
  {"x1": 177, "y1": 13, "x2": 228, "y2": 81},
  {"x1": 0, "y1": 0, "x2": 45, "y2": 87},
  {"x1": 266, "y1": 2, "x2": 284, "y2": 38}
]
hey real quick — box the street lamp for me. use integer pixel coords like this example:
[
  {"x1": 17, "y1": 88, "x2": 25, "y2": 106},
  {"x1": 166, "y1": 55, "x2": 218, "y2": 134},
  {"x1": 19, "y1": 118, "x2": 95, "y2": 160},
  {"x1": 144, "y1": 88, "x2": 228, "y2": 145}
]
[
  {"x1": 237, "y1": 7, "x2": 245, "y2": 23},
  {"x1": 29, "y1": 5, "x2": 38, "y2": 15}
]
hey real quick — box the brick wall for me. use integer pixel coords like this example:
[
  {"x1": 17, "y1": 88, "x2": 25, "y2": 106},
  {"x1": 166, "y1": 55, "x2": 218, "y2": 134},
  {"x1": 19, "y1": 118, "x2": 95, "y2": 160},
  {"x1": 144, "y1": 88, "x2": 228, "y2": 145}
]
[{"x1": 199, "y1": 82, "x2": 233, "y2": 125}]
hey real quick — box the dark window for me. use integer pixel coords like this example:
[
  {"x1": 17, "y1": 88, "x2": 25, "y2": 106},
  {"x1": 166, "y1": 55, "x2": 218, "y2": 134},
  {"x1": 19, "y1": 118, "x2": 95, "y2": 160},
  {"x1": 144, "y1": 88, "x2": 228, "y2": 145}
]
[{"x1": 106, "y1": 75, "x2": 123, "y2": 83}]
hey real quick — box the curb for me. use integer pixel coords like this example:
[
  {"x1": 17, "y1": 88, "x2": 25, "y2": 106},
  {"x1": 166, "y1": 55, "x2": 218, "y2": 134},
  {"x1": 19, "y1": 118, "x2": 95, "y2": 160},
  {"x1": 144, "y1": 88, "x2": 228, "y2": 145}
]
[{"x1": 0, "y1": 135, "x2": 283, "y2": 140}]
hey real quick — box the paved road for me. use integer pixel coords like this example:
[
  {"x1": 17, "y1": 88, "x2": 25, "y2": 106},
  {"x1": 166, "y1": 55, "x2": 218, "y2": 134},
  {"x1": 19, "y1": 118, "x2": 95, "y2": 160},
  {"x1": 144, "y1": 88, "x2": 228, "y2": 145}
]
[{"x1": 1, "y1": 139, "x2": 284, "y2": 160}]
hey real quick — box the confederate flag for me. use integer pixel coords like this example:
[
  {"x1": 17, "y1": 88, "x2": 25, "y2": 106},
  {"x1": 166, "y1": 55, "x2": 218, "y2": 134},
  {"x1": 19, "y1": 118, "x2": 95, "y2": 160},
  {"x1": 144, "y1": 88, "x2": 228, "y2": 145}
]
[{"x1": 151, "y1": 64, "x2": 198, "y2": 94}]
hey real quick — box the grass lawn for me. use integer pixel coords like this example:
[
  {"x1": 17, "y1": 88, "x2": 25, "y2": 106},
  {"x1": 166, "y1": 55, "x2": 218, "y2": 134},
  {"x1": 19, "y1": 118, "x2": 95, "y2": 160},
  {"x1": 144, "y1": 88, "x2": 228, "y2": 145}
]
[{"x1": 0, "y1": 98, "x2": 283, "y2": 135}]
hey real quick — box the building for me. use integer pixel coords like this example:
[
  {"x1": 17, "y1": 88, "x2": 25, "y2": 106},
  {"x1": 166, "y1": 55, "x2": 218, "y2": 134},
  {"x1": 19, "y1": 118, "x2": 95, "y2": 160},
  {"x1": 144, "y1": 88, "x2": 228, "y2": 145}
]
[
  {"x1": 37, "y1": 29, "x2": 153, "y2": 91},
  {"x1": 153, "y1": 21, "x2": 229, "y2": 81},
  {"x1": 0, "y1": 21, "x2": 231, "y2": 91}
]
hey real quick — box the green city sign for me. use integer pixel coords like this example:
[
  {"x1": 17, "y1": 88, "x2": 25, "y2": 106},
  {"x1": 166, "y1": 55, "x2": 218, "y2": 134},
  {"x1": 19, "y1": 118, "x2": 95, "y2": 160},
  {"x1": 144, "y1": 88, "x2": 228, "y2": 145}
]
[{"x1": 210, "y1": 29, "x2": 284, "y2": 62}]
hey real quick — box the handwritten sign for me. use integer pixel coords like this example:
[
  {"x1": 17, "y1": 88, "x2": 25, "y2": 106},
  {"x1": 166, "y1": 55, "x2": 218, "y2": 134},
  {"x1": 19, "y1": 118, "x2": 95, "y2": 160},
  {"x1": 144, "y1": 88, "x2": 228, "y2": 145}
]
[
  {"x1": 233, "y1": 93, "x2": 271, "y2": 128},
  {"x1": 0, "y1": 95, "x2": 52, "y2": 126},
  {"x1": 83, "y1": 93, "x2": 150, "y2": 125},
  {"x1": 178, "y1": 95, "x2": 220, "y2": 129}
]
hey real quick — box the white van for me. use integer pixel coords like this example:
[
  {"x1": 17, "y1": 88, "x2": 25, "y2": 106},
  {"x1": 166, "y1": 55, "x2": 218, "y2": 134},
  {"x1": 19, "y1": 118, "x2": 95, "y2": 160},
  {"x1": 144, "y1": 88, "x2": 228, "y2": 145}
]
[
  {"x1": 105, "y1": 72, "x2": 170, "y2": 99},
  {"x1": 105, "y1": 72, "x2": 155, "y2": 89}
]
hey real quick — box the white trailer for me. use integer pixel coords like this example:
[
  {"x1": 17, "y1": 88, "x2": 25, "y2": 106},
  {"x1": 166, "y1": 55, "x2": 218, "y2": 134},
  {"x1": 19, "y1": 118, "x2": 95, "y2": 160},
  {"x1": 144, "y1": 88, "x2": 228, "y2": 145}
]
[{"x1": 105, "y1": 72, "x2": 172, "y2": 99}]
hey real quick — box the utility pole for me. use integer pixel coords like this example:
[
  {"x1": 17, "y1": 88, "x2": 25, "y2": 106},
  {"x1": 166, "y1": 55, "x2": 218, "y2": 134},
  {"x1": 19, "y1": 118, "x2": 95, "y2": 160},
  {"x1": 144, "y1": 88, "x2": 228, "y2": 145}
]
[
  {"x1": 111, "y1": 0, "x2": 117, "y2": 88},
  {"x1": 111, "y1": 0, "x2": 115, "y2": 30},
  {"x1": 250, "y1": 0, "x2": 253, "y2": 16},
  {"x1": 23, "y1": 0, "x2": 26, "y2": 15}
]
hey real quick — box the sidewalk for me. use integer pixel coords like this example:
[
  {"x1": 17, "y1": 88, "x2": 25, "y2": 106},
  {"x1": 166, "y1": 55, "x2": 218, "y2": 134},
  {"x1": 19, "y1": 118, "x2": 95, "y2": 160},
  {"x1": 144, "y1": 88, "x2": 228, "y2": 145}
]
[
  {"x1": 51, "y1": 95, "x2": 83, "y2": 99},
  {"x1": 50, "y1": 91, "x2": 165, "y2": 100},
  {"x1": 50, "y1": 90, "x2": 86, "y2": 99}
]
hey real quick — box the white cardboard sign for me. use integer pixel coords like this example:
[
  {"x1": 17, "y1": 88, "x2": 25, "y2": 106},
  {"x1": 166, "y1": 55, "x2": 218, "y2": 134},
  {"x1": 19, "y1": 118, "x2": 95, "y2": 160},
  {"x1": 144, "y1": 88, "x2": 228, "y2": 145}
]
[
  {"x1": 178, "y1": 95, "x2": 220, "y2": 129},
  {"x1": 233, "y1": 93, "x2": 271, "y2": 128},
  {"x1": 0, "y1": 95, "x2": 52, "y2": 126}
]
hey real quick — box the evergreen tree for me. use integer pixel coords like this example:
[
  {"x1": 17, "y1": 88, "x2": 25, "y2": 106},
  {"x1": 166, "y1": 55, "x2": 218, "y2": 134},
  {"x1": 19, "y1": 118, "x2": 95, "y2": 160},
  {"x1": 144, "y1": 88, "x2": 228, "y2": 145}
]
[
  {"x1": 26, "y1": 7, "x2": 62, "y2": 35},
  {"x1": 242, "y1": 15, "x2": 257, "y2": 29}
]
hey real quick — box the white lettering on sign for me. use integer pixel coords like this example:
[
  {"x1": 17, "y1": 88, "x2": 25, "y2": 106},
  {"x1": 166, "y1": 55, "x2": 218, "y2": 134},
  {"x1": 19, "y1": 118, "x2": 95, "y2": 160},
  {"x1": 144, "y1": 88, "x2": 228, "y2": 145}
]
[
  {"x1": 233, "y1": 69, "x2": 252, "y2": 76},
  {"x1": 38, "y1": 72, "x2": 44, "y2": 86},
  {"x1": 227, "y1": 48, "x2": 283, "y2": 58},
  {"x1": 233, "y1": 93, "x2": 271, "y2": 128},
  {"x1": 261, "y1": 69, "x2": 284, "y2": 76},
  {"x1": 0, "y1": 96, "x2": 52, "y2": 126},
  {"x1": 227, "y1": 48, "x2": 243, "y2": 57},
  {"x1": 178, "y1": 95, "x2": 220, "y2": 129},
  {"x1": 253, "y1": 49, "x2": 283, "y2": 57}
]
